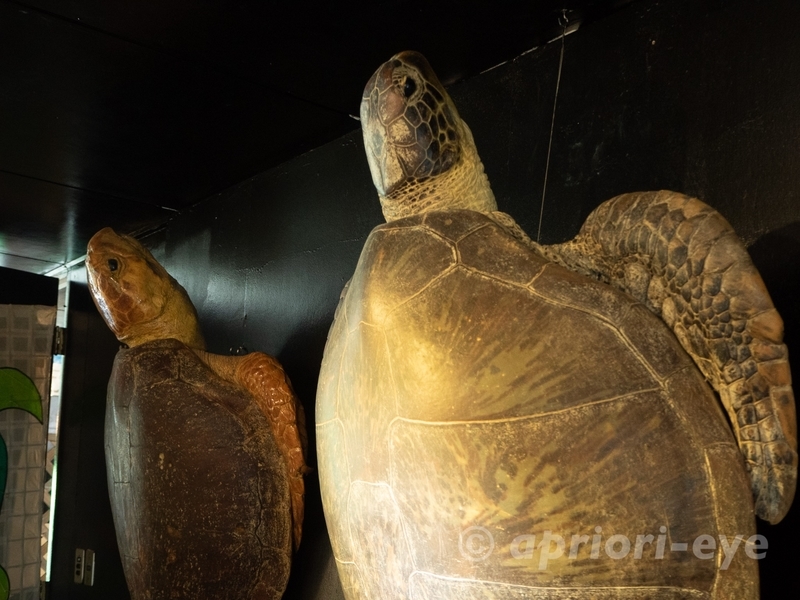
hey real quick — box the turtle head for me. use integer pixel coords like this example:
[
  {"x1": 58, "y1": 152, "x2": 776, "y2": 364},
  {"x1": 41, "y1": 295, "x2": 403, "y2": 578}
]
[
  {"x1": 86, "y1": 228, "x2": 205, "y2": 350},
  {"x1": 361, "y1": 51, "x2": 496, "y2": 221}
]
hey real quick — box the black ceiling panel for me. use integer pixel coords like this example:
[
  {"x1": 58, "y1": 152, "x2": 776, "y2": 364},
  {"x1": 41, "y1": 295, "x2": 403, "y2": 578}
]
[
  {"x1": 0, "y1": 171, "x2": 172, "y2": 273},
  {"x1": 18, "y1": 1, "x2": 634, "y2": 113},
  {"x1": 0, "y1": 0, "x2": 637, "y2": 274},
  {"x1": 0, "y1": 2, "x2": 354, "y2": 207}
]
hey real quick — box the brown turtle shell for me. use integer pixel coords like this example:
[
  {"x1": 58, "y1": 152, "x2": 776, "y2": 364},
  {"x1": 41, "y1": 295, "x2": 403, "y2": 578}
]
[
  {"x1": 106, "y1": 338, "x2": 291, "y2": 600},
  {"x1": 316, "y1": 209, "x2": 758, "y2": 599}
]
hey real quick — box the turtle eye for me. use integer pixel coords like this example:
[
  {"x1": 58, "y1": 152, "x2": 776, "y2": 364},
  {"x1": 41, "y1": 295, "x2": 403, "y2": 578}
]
[
  {"x1": 108, "y1": 258, "x2": 119, "y2": 272},
  {"x1": 402, "y1": 77, "x2": 417, "y2": 99}
]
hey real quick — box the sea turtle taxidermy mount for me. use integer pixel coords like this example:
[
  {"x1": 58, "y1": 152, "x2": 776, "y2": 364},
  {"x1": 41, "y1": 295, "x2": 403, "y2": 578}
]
[
  {"x1": 86, "y1": 228, "x2": 308, "y2": 600},
  {"x1": 316, "y1": 51, "x2": 796, "y2": 599}
]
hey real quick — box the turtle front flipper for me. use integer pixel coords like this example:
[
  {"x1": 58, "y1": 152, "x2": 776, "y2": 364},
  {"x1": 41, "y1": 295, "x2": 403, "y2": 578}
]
[
  {"x1": 543, "y1": 190, "x2": 797, "y2": 523},
  {"x1": 197, "y1": 350, "x2": 308, "y2": 548}
]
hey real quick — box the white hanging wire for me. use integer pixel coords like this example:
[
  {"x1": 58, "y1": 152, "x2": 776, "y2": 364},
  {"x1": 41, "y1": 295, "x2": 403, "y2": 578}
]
[{"x1": 537, "y1": 10, "x2": 569, "y2": 242}]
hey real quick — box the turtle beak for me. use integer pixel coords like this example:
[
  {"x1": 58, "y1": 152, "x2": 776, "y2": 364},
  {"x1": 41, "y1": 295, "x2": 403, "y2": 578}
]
[
  {"x1": 86, "y1": 228, "x2": 127, "y2": 333},
  {"x1": 86, "y1": 227, "x2": 114, "y2": 280},
  {"x1": 361, "y1": 61, "x2": 398, "y2": 197},
  {"x1": 362, "y1": 54, "x2": 431, "y2": 198},
  {"x1": 87, "y1": 227, "x2": 122, "y2": 258}
]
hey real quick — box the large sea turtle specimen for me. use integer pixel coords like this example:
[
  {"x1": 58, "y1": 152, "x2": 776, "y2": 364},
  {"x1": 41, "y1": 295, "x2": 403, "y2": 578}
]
[
  {"x1": 316, "y1": 51, "x2": 797, "y2": 599},
  {"x1": 86, "y1": 228, "x2": 307, "y2": 600}
]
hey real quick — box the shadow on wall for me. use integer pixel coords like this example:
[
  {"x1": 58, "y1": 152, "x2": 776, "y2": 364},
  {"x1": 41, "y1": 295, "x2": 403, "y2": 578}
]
[
  {"x1": 748, "y1": 221, "x2": 800, "y2": 333},
  {"x1": 273, "y1": 307, "x2": 337, "y2": 471},
  {"x1": 278, "y1": 322, "x2": 343, "y2": 599},
  {"x1": 746, "y1": 221, "x2": 800, "y2": 598}
]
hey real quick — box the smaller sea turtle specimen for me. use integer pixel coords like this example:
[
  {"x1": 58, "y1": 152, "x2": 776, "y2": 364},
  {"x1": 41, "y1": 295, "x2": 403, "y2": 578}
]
[
  {"x1": 316, "y1": 51, "x2": 796, "y2": 599},
  {"x1": 86, "y1": 228, "x2": 307, "y2": 600}
]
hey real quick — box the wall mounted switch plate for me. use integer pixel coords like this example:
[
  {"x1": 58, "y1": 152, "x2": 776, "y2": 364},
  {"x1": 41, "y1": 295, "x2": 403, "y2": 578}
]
[{"x1": 73, "y1": 549, "x2": 85, "y2": 584}]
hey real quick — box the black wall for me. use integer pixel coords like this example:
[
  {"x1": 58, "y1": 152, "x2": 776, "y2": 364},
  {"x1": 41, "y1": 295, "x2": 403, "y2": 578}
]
[
  {"x1": 0, "y1": 266, "x2": 58, "y2": 305},
  {"x1": 144, "y1": 0, "x2": 800, "y2": 596},
  {"x1": 49, "y1": 283, "x2": 130, "y2": 599}
]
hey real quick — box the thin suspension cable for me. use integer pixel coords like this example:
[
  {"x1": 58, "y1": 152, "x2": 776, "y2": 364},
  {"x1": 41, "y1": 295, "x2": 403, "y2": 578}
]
[{"x1": 537, "y1": 13, "x2": 568, "y2": 243}]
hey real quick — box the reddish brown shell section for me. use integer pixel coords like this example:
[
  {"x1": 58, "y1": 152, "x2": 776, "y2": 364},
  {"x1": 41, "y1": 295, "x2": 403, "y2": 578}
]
[{"x1": 106, "y1": 339, "x2": 291, "y2": 600}]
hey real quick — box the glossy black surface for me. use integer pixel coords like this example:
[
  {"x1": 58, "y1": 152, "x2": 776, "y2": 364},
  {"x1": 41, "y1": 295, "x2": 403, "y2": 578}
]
[
  {"x1": 142, "y1": 0, "x2": 799, "y2": 597},
  {"x1": 0, "y1": 0, "x2": 629, "y2": 274}
]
